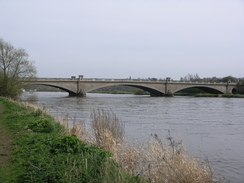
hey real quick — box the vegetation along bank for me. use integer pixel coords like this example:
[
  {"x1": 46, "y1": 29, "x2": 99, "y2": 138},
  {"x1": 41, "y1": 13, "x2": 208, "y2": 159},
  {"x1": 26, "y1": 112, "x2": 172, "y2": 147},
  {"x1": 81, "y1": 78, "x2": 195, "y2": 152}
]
[{"x1": 0, "y1": 97, "x2": 225, "y2": 182}]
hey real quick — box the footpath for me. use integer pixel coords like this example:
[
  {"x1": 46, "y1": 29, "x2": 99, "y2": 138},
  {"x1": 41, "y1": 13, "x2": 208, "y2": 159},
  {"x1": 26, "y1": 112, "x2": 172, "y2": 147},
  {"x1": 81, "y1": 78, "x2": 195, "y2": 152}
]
[{"x1": 0, "y1": 104, "x2": 12, "y2": 166}]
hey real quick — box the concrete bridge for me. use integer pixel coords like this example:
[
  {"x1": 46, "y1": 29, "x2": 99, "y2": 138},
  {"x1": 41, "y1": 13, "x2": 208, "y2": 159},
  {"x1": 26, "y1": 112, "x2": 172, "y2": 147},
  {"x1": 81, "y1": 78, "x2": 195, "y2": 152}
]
[{"x1": 28, "y1": 76, "x2": 239, "y2": 97}]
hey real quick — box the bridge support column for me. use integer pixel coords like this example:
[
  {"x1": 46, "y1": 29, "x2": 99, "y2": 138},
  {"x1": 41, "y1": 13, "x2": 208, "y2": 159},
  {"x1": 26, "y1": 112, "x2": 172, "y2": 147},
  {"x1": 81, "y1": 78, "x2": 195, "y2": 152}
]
[
  {"x1": 226, "y1": 80, "x2": 232, "y2": 94},
  {"x1": 150, "y1": 93, "x2": 164, "y2": 97},
  {"x1": 165, "y1": 90, "x2": 174, "y2": 97},
  {"x1": 72, "y1": 80, "x2": 86, "y2": 97},
  {"x1": 164, "y1": 77, "x2": 173, "y2": 97},
  {"x1": 69, "y1": 92, "x2": 86, "y2": 97}
]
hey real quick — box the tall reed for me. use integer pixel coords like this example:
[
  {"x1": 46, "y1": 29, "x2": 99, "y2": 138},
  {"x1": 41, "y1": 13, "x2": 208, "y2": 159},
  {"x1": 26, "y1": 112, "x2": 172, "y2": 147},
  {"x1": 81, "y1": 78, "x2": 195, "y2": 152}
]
[{"x1": 91, "y1": 109, "x2": 125, "y2": 154}]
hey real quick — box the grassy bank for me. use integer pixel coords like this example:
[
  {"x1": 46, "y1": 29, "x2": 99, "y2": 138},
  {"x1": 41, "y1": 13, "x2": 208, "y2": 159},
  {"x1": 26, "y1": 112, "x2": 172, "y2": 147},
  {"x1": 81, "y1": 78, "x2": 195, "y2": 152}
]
[
  {"x1": 194, "y1": 94, "x2": 244, "y2": 98},
  {"x1": 0, "y1": 97, "x2": 140, "y2": 183},
  {"x1": 0, "y1": 97, "x2": 225, "y2": 182}
]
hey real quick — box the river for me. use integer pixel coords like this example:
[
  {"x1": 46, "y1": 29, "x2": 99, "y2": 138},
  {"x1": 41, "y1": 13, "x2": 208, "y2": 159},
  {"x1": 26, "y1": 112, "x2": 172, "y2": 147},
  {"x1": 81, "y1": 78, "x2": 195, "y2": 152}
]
[{"x1": 21, "y1": 92, "x2": 244, "y2": 182}]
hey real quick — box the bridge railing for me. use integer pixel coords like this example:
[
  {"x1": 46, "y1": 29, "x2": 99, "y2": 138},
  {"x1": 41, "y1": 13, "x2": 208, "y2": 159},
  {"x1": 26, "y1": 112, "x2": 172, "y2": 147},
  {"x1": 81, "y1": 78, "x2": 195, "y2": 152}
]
[{"x1": 78, "y1": 78, "x2": 236, "y2": 84}]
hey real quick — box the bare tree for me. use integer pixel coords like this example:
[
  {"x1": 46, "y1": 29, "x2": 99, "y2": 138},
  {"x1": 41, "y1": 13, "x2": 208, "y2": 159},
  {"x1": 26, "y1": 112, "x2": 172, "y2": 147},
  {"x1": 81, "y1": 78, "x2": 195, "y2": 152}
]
[
  {"x1": 0, "y1": 38, "x2": 37, "y2": 99},
  {"x1": 180, "y1": 73, "x2": 201, "y2": 82}
]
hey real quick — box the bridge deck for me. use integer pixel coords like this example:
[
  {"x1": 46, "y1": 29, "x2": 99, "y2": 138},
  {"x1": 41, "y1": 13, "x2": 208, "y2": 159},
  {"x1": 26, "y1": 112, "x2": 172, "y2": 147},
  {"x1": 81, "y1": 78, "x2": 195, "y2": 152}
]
[{"x1": 33, "y1": 78, "x2": 237, "y2": 85}]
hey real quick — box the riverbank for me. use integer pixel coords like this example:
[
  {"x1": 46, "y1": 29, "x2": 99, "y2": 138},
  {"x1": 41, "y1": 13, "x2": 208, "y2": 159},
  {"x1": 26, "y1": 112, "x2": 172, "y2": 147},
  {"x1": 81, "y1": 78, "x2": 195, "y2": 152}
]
[
  {"x1": 0, "y1": 97, "x2": 140, "y2": 183},
  {"x1": 0, "y1": 97, "x2": 224, "y2": 182},
  {"x1": 194, "y1": 94, "x2": 244, "y2": 98}
]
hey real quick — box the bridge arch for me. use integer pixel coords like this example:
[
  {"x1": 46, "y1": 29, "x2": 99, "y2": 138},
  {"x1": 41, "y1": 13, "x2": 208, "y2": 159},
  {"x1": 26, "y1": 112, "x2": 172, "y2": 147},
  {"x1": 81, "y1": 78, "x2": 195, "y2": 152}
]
[
  {"x1": 28, "y1": 82, "x2": 78, "y2": 96},
  {"x1": 232, "y1": 88, "x2": 237, "y2": 94},
  {"x1": 85, "y1": 83, "x2": 165, "y2": 96},
  {"x1": 173, "y1": 85, "x2": 224, "y2": 94}
]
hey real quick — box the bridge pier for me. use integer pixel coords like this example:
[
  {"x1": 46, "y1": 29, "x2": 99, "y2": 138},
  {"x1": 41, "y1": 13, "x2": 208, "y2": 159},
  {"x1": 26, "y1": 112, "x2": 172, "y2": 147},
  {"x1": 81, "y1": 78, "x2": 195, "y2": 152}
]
[
  {"x1": 150, "y1": 93, "x2": 174, "y2": 97},
  {"x1": 150, "y1": 90, "x2": 173, "y2": 97},
  {"x1": 150, "y1": 93, "x2": 164, "y2": 97},
  {"x1": 165, "y1": 90, "x2": 174, "y2": 97},
  {"x1": 68, "y1": 92, "x2": 86, "y2": 97}
]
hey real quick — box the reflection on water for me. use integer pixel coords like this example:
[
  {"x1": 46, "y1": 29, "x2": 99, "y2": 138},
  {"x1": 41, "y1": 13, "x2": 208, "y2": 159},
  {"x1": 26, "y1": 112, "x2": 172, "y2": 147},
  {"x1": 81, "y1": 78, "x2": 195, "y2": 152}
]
[{"x1": 21, "y1": 92, "x2": 244, "y2": 182}]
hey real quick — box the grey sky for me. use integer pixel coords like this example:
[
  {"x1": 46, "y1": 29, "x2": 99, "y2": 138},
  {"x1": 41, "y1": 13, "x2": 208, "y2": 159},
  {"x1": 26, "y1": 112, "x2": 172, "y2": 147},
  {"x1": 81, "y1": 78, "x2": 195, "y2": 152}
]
[{"x1": 1, "y1": 0, "x2": 244, "y2": 80}]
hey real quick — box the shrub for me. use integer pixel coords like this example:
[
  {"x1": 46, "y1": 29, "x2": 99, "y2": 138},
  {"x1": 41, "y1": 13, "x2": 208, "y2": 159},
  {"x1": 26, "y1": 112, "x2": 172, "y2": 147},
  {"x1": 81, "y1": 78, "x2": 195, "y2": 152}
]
[
  {"x1": 27, "y1": 118, "x2": 54, "y2": 133},
  {"x1": 47, "y1": 135, "x2": 84, "y2": 154}
]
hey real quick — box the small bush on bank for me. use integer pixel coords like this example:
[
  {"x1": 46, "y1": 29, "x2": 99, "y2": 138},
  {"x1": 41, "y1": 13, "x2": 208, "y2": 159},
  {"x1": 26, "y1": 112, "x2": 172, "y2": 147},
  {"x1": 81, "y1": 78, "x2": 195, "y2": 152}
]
[
  {"x1": 27, "y1": 118, "x2": 54, "y2": 133},
  {"x1": 47, "y1": 135, "x2": 84, "y2": 154}
]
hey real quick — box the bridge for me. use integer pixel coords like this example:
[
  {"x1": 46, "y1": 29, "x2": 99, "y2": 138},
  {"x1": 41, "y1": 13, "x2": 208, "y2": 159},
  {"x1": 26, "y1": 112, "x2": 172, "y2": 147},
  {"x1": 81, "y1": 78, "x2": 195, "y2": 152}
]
[{"x1": 27, "y1": 76, "x2": 239, "y2": 97}]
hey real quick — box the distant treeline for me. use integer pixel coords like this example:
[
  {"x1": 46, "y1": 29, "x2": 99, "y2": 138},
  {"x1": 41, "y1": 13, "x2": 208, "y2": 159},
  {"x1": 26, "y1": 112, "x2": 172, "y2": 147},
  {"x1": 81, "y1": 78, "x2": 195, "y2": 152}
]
[
  {"x1": 179, "y1": 74, "x2": 244, "y2": 94},
  {"x1": 179, "y1": 74, "x2": 243, "y2": 83},
  {"x1": 24, "y1": 85, "x2": 63, "y2": 92},
  {"x1": 90, "y1": 86, "x2": 150, "y2": 95}
]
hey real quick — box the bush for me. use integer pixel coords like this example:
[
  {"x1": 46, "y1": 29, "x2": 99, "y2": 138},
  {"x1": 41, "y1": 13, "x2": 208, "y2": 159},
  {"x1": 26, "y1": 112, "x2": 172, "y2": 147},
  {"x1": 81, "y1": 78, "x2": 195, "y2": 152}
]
[
  {"x1": 27, "y1": 118, "x2": 54, "y2": 133},
  {"x1": 47, "y1": 135, "x2": 84, "y2": 154}
]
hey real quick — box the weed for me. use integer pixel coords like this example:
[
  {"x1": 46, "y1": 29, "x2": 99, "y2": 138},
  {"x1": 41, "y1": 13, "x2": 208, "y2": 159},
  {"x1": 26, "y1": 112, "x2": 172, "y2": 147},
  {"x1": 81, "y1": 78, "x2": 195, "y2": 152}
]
[
  {"x1": 27, "y1": 118, "x2": 54, "y2": 133},
  {"x1": 26, "y1": 94, "x2": 38, "y2": 102},
  {"x1": 47, "y1": 135, "x2": 83, "y2": 154}
]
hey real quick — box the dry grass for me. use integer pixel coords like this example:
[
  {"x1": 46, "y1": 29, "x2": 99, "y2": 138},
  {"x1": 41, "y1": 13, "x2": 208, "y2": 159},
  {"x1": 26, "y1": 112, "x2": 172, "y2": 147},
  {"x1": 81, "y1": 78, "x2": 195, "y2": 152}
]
[
  {"x1": 21, "y1": 101, "x2": 49, "y2": 114},
  {"x1": 53, "y1": 113, "x2": 96, "y2": 145},
  {"x1": 90, "y1": 109, "x2": 124, "y2": 153},
  {"x1": 115, "y1": 135, "x2": 215, "y2": 183}
]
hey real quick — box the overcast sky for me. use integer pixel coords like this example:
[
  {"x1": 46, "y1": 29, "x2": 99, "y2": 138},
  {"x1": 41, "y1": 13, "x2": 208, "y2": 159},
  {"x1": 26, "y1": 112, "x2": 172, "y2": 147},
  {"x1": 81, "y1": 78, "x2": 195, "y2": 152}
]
[{"x1": 1, "y1": 0, "x2": 244, "y2": 80}]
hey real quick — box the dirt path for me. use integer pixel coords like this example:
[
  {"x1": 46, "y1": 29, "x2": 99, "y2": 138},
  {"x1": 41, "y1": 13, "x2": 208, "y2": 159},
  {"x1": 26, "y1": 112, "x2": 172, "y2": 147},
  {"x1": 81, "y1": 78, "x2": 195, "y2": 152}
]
[{"x1": 0, "y1": 103, "x2": 12, "y2": 166}]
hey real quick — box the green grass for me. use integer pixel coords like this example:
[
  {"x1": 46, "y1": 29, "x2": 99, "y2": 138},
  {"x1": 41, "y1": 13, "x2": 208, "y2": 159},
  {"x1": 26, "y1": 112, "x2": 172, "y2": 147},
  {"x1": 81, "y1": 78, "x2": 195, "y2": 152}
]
[
  {"x1": 194, "y1": 94, "x2": 220, "y2": 97},
  {"x1": 195, "y1": 94, "x2": 244, "y2": 98},
  {"x1": 0, "y1": 97, "x2": 144, "y2": 183},
  {"x1": 221, "y1": 94, "x2": 244, "y2": 98}
]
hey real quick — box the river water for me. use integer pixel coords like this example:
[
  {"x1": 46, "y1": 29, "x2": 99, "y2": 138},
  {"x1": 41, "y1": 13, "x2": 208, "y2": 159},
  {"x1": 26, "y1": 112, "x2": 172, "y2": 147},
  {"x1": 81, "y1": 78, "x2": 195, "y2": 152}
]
[{"x1": 21, "y1": 92, "x2": 244, "y2": 182}]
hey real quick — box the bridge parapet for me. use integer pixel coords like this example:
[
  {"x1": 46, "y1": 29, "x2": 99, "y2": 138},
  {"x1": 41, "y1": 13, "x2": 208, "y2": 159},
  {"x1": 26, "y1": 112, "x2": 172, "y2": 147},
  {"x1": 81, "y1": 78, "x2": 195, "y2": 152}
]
[
  {"x1": 33, "y1": 77, "x2": 238, "y2": 85},
  {"x1": 33, "y1": 78, "x2": 73, "y2": 81}
]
